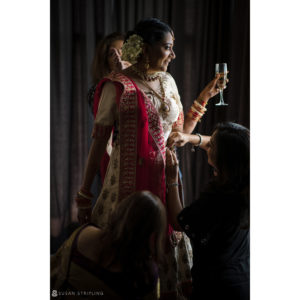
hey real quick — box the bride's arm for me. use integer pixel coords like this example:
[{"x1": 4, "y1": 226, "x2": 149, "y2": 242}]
[{"x1": 167, "y1": 75, "x2": 220, "y2": 148}]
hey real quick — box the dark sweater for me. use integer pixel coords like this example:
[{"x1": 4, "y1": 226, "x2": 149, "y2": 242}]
[{"x1": 178, "y1": 190, "x2": 249, "y2": 300}]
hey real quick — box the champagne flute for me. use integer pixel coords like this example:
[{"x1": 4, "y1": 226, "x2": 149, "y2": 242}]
[{"x1": 215, "y1": 63, "x2": 228, "y2": 106}]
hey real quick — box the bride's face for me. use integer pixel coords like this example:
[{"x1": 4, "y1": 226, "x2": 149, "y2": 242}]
[{"x1": 147, "y1": 32, "x2": 176, "y2": 72}]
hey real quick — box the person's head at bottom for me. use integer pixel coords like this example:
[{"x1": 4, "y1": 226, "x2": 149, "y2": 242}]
[
  {"x1": 75, "y1": 191, "x2": 167, "y2": 299},
  {"x1": 106, "y1": 190, "x2": 167, "y2": 266}
]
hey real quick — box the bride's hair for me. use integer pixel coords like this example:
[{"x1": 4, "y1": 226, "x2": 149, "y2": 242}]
[{"x1": 125, "y1": 18, "x2": 173, "y2": 46}]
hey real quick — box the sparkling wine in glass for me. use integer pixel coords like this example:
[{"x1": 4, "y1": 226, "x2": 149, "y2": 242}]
[{"x1": 215, "y1": 63, "x2": 228, "y2": 106}]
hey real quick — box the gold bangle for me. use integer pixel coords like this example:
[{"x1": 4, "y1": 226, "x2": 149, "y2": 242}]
[
  {"x1": 190, "y1": 106, "x2": 199, "y2": 113},
  {"x1": 196, "y1": 97, "x2": 208, "y2": 107},
  {"x1": 192, "y1": 103, "x2": 204, "y2": 112},
  {"x1": 190, "y1": 106, "x2": 204, "y2": 116},
  {"x1": 193, "y1": 101, "x2": 207, "y2": 112},
  {"x1": 187, "y1": 111, "x2": 201, "y2": 122},
  {"x1": 193, "y1": 103, "x2": 206, "y2": 114},
  {"x1": 78, "y1": 190, "x2": 93, "y2": 201}
]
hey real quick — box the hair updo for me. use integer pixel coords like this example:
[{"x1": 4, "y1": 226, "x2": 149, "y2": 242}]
[{"x1": 125, "y1": 18, "x2": 173, "y2": 45}]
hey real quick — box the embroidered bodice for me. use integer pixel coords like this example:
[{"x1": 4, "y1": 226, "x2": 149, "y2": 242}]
[
  {"x1": 144, "y1": 72, "x2": 182, "y2": 142},
  {"x1": 93, "y1": 72, "x2": 182, "y2": 144}
]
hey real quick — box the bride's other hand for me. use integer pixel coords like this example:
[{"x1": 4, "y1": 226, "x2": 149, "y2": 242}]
[{"x1": 166, "y1": 149, "x2": 179, "y2": 183}]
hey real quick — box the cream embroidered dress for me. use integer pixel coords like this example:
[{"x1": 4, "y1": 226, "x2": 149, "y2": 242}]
[{"x1": 91, "y1": 72, "x2": 193, "y2": 300}]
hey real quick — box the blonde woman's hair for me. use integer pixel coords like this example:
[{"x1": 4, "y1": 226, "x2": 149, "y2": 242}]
[
  {"x1": 99, "y1": 191, "x2": 167, "y2": 275},
  {"x1": 91, "y1": 32, "x2": 125, "y2": 85}
]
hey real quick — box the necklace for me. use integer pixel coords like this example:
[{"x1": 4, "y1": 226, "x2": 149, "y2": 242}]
[
  {"x1": 131, "y1": 65, "x2": 160, "y2": 82},
  {"x1": 140, "y1": 76, "x2": 171, "y2": 119}
]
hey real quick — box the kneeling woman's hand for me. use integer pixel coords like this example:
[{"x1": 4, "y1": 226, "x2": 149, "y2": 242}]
[{"x1": 167, "y1": 132, "x2": 190, "y2": 148}]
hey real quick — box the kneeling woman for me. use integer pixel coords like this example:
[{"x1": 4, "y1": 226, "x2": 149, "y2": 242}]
[
  {"x1": 51, "y1": 191, "x2": 166, "y2": 300},
  {"x1": 166, "y1": 122, "x2": 250, "y2": 300}
]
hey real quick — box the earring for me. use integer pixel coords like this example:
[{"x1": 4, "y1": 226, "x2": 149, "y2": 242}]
[{"x1": 144, "y1": 56, "x2": 150, "y2": 70}]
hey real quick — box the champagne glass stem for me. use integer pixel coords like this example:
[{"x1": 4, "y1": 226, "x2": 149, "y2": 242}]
[
  {"x1": 215, "y1": 88, "x2": 228, "y2": 106},
  {"x1": 219, "y1": 89, "x2": 224, "y2": 104}
]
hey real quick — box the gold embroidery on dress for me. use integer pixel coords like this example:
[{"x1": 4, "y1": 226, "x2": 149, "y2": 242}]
[
  {"x1": 102, "y1": 189, "x2": 109, "y2": 200},
  {"x1": 110, "y1": 175, "x2": 116, "y2": 185}
]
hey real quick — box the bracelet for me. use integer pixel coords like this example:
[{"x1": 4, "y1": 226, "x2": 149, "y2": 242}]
[
  {"x1": 187, "y1": 108, "x2": 202, "y2": 122},
  {"x1": 190, "y1": 105, "x2": 204, "y2": 116},
  {"x1": 191, "y1": 133, "x2": 202, "y2": 152},
  {"x1": 193, "y1": 100, "x2": 207, "y2": 113},
  {"x1": 195, "y1": 133, "x2": 202, "y2": 146},
  {"x1": 188, "y1": 100, "x2": 207, "y2": 123},
  {"x1": 187, "y1": 111, "x2": 201, "y2": 122},
  {"x1": 196, "y1": 97, "x2": 208, "y2": 107},
  {"x1": 167, "y1": 182, "x2": 179, "y2": 187},
  {"x1": 78, "y1": 190, "x2": 93, "y2": 201}
]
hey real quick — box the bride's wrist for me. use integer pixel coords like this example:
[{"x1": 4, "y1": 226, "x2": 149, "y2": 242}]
[
  {"x1": 197, "y1": 96, "x2": 208, "y2": 106},
  {"x1": 166, "y1": 181, "x2": 179, "y2": 186}
]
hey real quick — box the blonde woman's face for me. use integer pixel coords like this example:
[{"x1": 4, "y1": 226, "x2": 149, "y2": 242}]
[
  {"x1": 107, "y1": 39, "x2": 124, "y2": 71},
  {"x1": 110, "y1": 39, "x2": 124, "y2": 55}
]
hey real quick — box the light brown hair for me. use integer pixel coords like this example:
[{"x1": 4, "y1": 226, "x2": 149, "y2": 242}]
[
  {"x1": 99, "y1": 191, "x2": 167, "y2": 273},
  {"x1": 91, "y1": 32, "x2": 125, "y2": 85}
]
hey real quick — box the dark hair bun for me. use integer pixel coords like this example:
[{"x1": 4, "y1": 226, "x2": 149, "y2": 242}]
[{"x1": 125, "y1": 18, "x2": 172, "y2": 45}]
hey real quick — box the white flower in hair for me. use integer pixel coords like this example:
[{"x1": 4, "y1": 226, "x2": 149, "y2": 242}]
[{"x1": 121, "y1": 34, "x2": 144, "y2": 64}]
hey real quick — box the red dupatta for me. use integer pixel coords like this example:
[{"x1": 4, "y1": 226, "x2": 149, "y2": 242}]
[{"x1": 93, "y1": 72, "x2": 171, "y2": 234}]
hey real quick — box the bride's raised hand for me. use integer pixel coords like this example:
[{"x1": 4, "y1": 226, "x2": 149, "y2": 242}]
[{"x1": 197, "y1": 72, "x2": 229, "y2": 104}]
